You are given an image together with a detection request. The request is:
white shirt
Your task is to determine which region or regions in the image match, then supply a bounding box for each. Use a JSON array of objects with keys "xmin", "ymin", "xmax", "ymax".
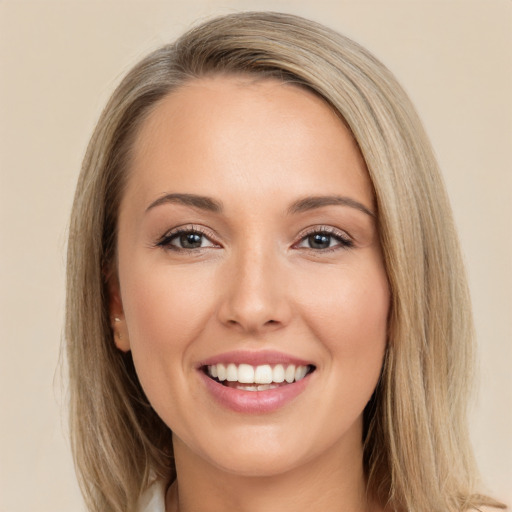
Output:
[{"xmin": 137, "ymin": 480, "xmax": 166, "ymax": 512}]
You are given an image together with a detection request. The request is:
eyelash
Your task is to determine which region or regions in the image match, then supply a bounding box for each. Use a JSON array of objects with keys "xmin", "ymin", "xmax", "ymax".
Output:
[
  {"xmin": 156, "ymin": 225, "xmax": 219, "ymax": 252},
  {"xmin": 294, "ymin": 226, "xmax": 354, "ymax": 252},
  {"xmin": 155, "ymin": 225, "xmax": 354, "ymax": 253}
]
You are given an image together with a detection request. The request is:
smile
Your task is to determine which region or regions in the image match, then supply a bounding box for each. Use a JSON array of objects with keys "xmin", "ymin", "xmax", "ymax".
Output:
[
  {"xmin": 198, "ymin": 350, "xmax": 316, "ymax": 413},
  {"xmin": 204, "ymin": 363, "xmax": 314, "ymax": 391}
]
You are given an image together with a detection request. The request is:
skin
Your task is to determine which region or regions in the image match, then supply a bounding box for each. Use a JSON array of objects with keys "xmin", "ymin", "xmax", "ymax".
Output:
[{"xmin": 110, "ymin": 75, "xmax": 390, "ymax": 512}]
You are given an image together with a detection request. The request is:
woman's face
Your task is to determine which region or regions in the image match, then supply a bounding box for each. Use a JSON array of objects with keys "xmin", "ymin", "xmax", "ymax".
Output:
[{"xmin": 112, "ymin": 76, "xmax": 389, "ymax": 477}]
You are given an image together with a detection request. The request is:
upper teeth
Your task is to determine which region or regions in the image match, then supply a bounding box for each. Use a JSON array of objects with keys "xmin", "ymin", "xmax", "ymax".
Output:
[{"xmin": 208, "ymin": 363, "xmax": 309, "ymax": 384}]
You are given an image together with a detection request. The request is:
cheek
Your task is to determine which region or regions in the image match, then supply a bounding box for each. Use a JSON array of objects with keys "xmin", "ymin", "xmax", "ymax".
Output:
[
  {"xmin": 118, "ymin": 259, "xmax": 217, "ymax": 401},
  {"xmin": 303, "ymin": 260, "xmax": 388, "ymax": 335},
  {"xmin": 121, "ymin": 261, "xmax": 213, "ymax": 347},
  {"xmin": 299, "ymin": 259, "xmax": 389, "ymax": 385}
]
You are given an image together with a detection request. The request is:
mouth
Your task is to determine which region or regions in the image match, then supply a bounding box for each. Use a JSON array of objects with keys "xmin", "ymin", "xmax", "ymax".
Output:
[{"xmin": 202, "ymin": 363, "xmax": 316, "ymax": 392}]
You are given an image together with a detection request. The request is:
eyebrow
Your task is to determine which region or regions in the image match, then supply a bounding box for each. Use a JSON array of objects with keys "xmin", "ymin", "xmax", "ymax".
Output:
[
  {"xmin": 287, "ymin": 195, "xmax": 375, "ymax": 217},
  {"xmin": 146, "ymin": 193, "xmax": 223, "ymax": 213},
  {"xmin": 145, "ymin": 192, "xmax": 374, "ymax": 218}
]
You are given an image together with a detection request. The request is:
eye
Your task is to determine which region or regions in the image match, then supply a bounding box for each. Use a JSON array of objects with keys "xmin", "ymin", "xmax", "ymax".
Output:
[
  {"xmin": 156, "ymin": 227, "xmax": 218, "ymax": 251},
  {"xmin": 295, "ymin": 228, "xmax": 353, "ymax": 251}
]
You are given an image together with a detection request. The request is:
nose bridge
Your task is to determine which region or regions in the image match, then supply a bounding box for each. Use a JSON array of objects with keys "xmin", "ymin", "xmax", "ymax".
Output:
[{"xmin": 219, "ymin": 239, "xmax": 290, "ymax": 333}]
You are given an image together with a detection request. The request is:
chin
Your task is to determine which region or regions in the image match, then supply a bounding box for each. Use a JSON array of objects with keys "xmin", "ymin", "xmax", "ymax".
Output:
[
  {"xmin": 209, "ymin": 448, "xmax": 307, "ymax": 478},
  {"xmin": 188, "ymin": 422, "xmax": 333, "ymax": 479}
]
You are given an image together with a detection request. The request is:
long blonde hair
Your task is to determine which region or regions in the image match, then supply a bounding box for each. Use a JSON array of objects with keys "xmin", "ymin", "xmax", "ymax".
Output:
[{"xmin": 66, "ymin": 11, "xmax": 502, "ymax": 512}]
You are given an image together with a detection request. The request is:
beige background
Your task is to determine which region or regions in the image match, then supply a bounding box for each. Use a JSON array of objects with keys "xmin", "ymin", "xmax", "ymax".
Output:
[{"xmin": 0, "ymin": 1, "xmax": 510, "ymax": 510}]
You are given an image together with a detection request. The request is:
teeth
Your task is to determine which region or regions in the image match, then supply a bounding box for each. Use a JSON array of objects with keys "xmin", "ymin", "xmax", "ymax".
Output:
[
  {"xmin": 233, "ymin": 384, "xmax": 280, "ymax": 391},
  {"xmin": 272, "ymin": 364, "xmax": 285, "ymax": 383},
  {"xmin": 226, "ymin": 363, "xmax": 237, "ymax": 382},
  {"xmin": 285, "ymin": 365, "xmax": 295, "ymax": 383},
  {"xmin": 295, "ymin": 366, "xmax": 307, "ymax": 381},
  {"xmin": 256, "ymin": 384, "xmax": 279, "ymax": 391},
  {"xmin": 206, "ymin": 363, "xmax": 311, "ymax": 385},
  {"xmin": 254, "ymin": 365, "xmax": 273, "ymax": 384},
  {"xmin": 217, "ymin": 363, "xmax": 227, "ymax": 381},
  {"xmin": 236, "ymin": 384, "xmax": 258, "ymax": 391},
  {"xmin": 238, "ymin": 364, "xmax": 254, "ymax": 383}
]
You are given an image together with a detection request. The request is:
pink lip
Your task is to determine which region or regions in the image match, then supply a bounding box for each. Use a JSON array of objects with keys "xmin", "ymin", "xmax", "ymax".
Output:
[
  {"xmin": 199, "ymin": 371, "xmax": 312, "ymax": 413},
  {"xmin": 197, "ymin": 350, "xmax": 315, "ymax": 414},
  {"xmin": 198, "ymin": 349, "xmax": 313, "ymax": 367}
]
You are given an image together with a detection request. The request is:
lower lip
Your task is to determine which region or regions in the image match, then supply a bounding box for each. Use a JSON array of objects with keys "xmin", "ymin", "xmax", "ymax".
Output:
[{"xmin": 199, "ymin": 370, "xmax": 312, "ymax": 413}]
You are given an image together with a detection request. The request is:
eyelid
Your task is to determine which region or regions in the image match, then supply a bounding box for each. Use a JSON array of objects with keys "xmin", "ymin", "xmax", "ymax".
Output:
[
  {"xmin": 154, "ymin": 224, "xmax": 353, "ymax": 252},
  {"xmin": 155, "ymin": 224, "xmax": 221, "ymax": 250}
]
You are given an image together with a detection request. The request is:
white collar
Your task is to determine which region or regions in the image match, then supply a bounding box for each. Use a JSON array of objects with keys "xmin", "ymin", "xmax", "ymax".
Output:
[{"xmin": 137, "ymin": 479, "xmax": 166, "ymax": 512}]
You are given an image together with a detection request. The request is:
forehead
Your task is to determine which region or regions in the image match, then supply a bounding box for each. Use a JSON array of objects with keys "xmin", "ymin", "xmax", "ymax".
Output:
[{"xmin": 125, "ymin": 75, "xmax": 373, "ymax": 210}]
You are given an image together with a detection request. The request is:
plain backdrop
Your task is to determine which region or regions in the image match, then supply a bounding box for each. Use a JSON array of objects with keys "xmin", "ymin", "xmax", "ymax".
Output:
[{"xmin": 0, "ymin": 1, "xmax": 510, "ymax": 511}]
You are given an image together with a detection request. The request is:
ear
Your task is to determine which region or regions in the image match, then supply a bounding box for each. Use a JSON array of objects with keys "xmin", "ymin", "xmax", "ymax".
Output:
[{"xmin": 107, "ymin": 273, "xmax": 131, "ymax": 352}]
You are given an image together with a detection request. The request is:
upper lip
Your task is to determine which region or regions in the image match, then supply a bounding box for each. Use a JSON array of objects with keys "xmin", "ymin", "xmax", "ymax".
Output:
[{"xmin": 198, "ymin": 350, "xmax": 315, "ymax": 368}]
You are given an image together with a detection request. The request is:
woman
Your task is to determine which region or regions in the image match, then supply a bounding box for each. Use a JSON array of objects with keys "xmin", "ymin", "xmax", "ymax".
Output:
[{"xmin": 66, "ymin": 11, "xmax": 505, "ymax": 512}]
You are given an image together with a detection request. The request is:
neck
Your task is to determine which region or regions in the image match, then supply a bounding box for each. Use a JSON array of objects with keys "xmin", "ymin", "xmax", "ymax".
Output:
[{"xmin": 167, "ymin": 426, "xmax": 376, "ymax": 512}]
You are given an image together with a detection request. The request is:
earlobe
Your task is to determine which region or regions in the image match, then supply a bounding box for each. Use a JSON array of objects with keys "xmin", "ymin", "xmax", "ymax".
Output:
[
  {"xmin": 107, "ymin": 274, "xmax": 131, "ymax": 352},
  {"xmin": 111, "ymin": 316, "xmax": 131, "ymax": 352}
]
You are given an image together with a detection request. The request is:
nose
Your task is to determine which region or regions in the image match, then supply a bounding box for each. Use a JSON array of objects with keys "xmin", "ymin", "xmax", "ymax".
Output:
[{"xmin": 217, "ymin": 244, "xmax": 292, "ymax": 335}]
